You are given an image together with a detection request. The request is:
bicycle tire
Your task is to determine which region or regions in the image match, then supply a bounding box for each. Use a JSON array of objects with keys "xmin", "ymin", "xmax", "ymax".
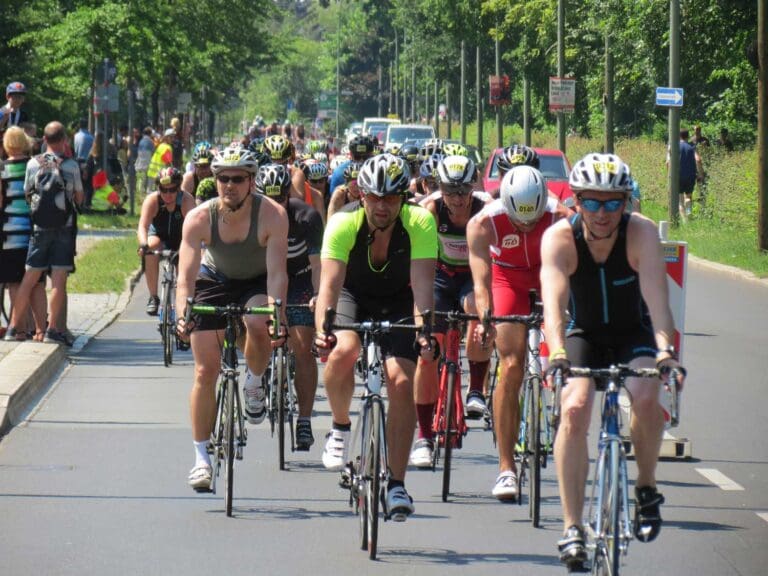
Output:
[
  {"xmin": 593, "ymin": 443, "xmax": 621, "ymax": 576},
  {"xmin": 441, "ymin": 364, "xmax": 458, "ymax": 502},
  {"xmin": 276, "ymin": 347, "xmax": 287, "ymax": 470},
  {"xmin": 367, "ymin": 399, "xmax": 383, "ymax": 559},
  {"xmin": 224, "ymin": 376, "xmax": 235, "ymax": 517},
  {"xmin": 529, "ymin": 375, "xmax": 542, "ymax": 527},
  {"xmin": 357, "ymin": 401, "xmax": 371, "ymax": 552}
]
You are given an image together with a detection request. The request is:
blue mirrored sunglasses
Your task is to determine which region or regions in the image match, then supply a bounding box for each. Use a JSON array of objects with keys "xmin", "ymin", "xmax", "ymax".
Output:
[{"xmin": 578, "ymin": 196, "xmax": 625, "ymax": 213}]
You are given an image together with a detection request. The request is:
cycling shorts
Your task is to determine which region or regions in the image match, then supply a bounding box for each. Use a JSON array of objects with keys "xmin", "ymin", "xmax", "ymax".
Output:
[
  {"xmin": 335, "ymin": 288, "xmax": 418, "ymax": 363},
  {"xmin": 287, "ymin": 273, "xmax": 314, "ymax": 328},
  {"xmin": 491, "ymin": 265, "xmax": 539, "ymax": 316},
  {"xmin": 192, "ymin": 265, "xmax": 267, "ymax": 331},
  {"xmin": 565, "ymin": 326, "xmax": 657, "ymax": 370},
  {"xmin": 434, "ymin": 268, "xmax": 474, "ymax": 332}
]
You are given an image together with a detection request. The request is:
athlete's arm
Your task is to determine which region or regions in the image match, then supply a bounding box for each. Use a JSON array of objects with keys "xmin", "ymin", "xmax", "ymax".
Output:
[
  {"xmin": 314, "ymin": 257, "xmax": 346, "ymax": 335},
  {"xmin": 327, "ymin": 186, "xmax": 348, "ymax": 220},
  {"xmin": 136, "ymin": 193, "xmax": 158, "ymax": 249},
  {"xmin": 261, "ymin": 199, "xmax": 289, "ymax": 311},
  {"xmin": 467, "ymin": 214, "xmax": 495, "ymax": 319},
  {"xmin": 540, "ymin": 221, "xmax": 575, "ymax": 355},
  {"xmin": 175, "ymin": 206, "xmax": 209, "ymax": 331},
  {"xmin": 180, "ymin": 171, "xmax": 195, "ymax": 195},
  {"xmin": 180, "ymin": 191, "xmax": 196, "ymax": 217}
]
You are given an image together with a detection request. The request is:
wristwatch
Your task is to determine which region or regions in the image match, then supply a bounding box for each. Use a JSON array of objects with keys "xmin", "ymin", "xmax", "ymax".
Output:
[{"xmin": 656, "ymin": 345, "xmax": 677, "ymax": 360}]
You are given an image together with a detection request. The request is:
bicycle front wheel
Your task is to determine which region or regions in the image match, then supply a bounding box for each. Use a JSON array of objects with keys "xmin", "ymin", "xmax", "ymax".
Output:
[
  {"xmin": 441, "ymin": 364, "xmax": 458, "ymax": 502},
  {"xmin": 529, "ymin": 376, "xmax": 542, "ymax": 527},
  {"xmin": 594, "ymin": 443, "xmax": 621, "ymax": 576},
  {"xmin": 223, "ymin": 376, "xmax": 236, "ymax": 517},
  {"xmin": 275, "ymin": 347, "xmax": 287, "ymax": 470},
  {"xmin": 366, "ymin": 400, "xmax": 383, "ymax": 559}
]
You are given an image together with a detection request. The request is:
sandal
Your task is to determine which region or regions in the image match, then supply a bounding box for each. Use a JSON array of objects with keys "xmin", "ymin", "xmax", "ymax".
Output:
[{"xmin": 635, "ymin": 485, "xmax": 665, "ymax": 542}]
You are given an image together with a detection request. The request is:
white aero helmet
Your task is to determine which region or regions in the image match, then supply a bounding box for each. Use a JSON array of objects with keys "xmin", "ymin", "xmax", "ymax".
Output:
[
  {"xmin": 211, "ymin": 144, "xmax": 259, "ymax": 175},
  {"xmin": 569, "ymin": 153, "xmax": 632, "ymax": 194},
  {"xmin": 357, "ymin": 153, "xmax": 410, "ymax": 196},
  {"xmin": 437, "ymin": 154, "xmax": 477, "ymax": 185},
  {"xmin": 500, "ymin": 165, "xmax": 548, "ymax": 225}
]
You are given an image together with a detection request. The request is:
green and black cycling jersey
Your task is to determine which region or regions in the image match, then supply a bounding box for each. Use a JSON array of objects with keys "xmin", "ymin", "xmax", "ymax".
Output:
[{"xmin": 321, "ymin": 203, "xmax": 438, "ymax": 301}]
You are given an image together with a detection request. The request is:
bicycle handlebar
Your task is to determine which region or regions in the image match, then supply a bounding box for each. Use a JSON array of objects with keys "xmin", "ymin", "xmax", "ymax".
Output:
[
  {"xmin": 568, "ymin": 365, "xmax": 659, "ymax": 380},
  {"xmin": 184, "ymin": 297, "xmax": 284, "ymax": 339},
  {"xmin": 322, "ymin": 307, "xmax": 429, "ymax": 335},
  {"xmin": 144, "ymin": 249, "xmax": 178, "ymax": 259}
]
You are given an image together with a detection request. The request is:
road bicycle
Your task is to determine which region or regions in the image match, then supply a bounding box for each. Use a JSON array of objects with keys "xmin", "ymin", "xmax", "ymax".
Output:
[
  {"xmin": 562, "ymin": 364, "xmax": 680, "ymax": 575},
  {"xmin": 147, "ymin": 249, "xmax": 178, "ymax": 366},
  {"xmin": 431, "ymin": 310, "xmax": 478, "ymax": 502},
  {"xmin": 185, "ymin": 298, "xmax": 281, "ymax": 517},
  {"xmin": 323, "ymin": 308, "xmax": 426, "ymax": 560}
]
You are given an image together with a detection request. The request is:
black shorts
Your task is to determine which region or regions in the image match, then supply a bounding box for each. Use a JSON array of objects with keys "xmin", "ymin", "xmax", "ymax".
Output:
[
  {"xmin": 680, "ymin": 178, "xmax": 696, "ymax": 195},
  {"xmin": 192, "ymin": 265, "xmax": 267, "ymax": 331},
  {"xmin": 286, "ymin": 273, "xmax": 314, "ymax": 327},
  {"xmin": 336, "ymin": 287, "xmax": 418, "ymax": 363},
  {"xmin": 565, "ymin": 325, "xmax": 657, "ymax": 370},
  {"xmin": 433, "ymin": 268, "xmax": 473, "ymax": 332}
]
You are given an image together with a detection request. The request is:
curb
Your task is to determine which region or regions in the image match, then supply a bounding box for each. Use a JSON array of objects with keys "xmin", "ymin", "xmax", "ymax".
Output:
[
  {"xmin": 688, "ymin": 255, "xmax": 768, "ymax": 289},
  {"xmin": 0, "ymin": 266, "xmax": 142, "ymax": 437}
]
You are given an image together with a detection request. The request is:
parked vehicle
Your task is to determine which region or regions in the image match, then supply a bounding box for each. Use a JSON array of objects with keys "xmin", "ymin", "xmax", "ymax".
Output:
[
  {"xmin": 384, "ymin": 124, "xmax": 435, "ymax": 150},
  {"xmin": 362, "ymin": 117, "xmax": 401, "ymax": 144},
  {"xmin": 482, "ymin": 147, "xmax": 573, "ymax": 205}
]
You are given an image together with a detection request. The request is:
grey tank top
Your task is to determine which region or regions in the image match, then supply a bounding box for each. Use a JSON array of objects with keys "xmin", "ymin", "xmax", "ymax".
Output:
[{"xmin": 201, "ymin": 196, "xmax": 268, "ymax": 280}]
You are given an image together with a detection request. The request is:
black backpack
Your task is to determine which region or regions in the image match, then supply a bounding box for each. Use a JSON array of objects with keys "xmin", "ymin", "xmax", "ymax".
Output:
[{"xmin": 27, "ymin": 153, "xmax": 73, "ymax": 228}]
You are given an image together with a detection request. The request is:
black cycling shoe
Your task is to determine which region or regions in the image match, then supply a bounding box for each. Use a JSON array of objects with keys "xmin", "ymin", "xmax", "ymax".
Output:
[
  {"xmin": 146, "ymin": 296, "xmax": 160, "ymax": 316},
  {"xmin": 295, "ymin": 419, "xmax": 315, "ymax": 451},
  {"xmin": 558, "ymin": 525, "xmax": 588, "ymax": 572},
  {"xmin": 634, "ymin": 485, "xmax": 665, "ymax": 542}
]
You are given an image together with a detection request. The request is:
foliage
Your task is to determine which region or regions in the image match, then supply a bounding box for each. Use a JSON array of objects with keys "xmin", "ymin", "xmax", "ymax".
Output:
[{"xmin": 69, "ymin": 235, "xmax": 138, "ymax": 293}]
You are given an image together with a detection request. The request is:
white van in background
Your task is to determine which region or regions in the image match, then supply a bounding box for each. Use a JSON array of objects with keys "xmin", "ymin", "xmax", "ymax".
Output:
[{"xmin": 362, "ymin": 117, "xmax": 400, "ymax": 144}]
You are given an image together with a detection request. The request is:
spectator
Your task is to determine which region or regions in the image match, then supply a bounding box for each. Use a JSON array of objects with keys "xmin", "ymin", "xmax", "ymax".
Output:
[
  {"xmin": 146, "ymin": 128, "xmax": 174, "ymax": 184},
  {"xmin": 135, "ymin": 126, "xmax": 155, "ymax": 196},
  {"xmin": 691, "ymin": 125, "xmax": 710, "ymax": 147},
  {"xmin": 717, "ymin": 127, "xmax": 734, "ymax": 152},
  {"xmin": 170, "ymin": 117, "xmax": 184, "ymax": 169},
  {"xmin": 0, "ymin": 82, "xmax": 30, "ymax": 135},
  {"xmin": 5, "ymin": 121, "xmax": 84, "ymax": 345},
  {"xmin": 73, "ymin": 119, "xmax": 94, "ymax": 165},
  {"xmin": 667, "ymin": 128, "xmax": 703, "ymax": 218},
  {"xmin": 0, "ymin": 127, "xmax": 46, "ymax": 341}
]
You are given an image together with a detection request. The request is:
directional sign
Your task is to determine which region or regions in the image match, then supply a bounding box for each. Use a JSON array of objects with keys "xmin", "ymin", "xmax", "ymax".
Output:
[{"xmin": 656, "ymin": 87, "xmax": 684, "ymax": 107}]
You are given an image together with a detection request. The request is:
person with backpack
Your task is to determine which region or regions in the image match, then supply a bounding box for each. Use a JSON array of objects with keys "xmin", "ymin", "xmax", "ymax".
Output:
[{"xmin": 4, "ymin": 121, "xmax": 83, "ymax": 345}]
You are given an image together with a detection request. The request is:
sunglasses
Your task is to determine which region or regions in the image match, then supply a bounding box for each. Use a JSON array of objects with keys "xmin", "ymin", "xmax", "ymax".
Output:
[
  {"xmin": 159, "ymin": 186, "xmax": 178, "ymax": 194},
  {"xmin": 442, "ymin": 185, "xmax": 472, "ymax": 197},
  {"xmin": 364, "ymin": 193, "xmax": 401, "ymax": 204},
  {"xmin": 216, "ymin": 174, "xmax": 248, "ymax": 185},
  {"xmin": 578, "ymin": 196, "xmax": 625, "ymax": 213}
]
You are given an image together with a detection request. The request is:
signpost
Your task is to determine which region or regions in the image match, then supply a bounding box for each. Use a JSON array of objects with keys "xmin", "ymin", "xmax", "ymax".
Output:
[
  {"xmin": 656, "ymin": 86, "xmax": 684, "ymax": 107},
  {"xmin": 549, "ymin": 77, "xmax": 576, "ymax": 113},
  {"xmin": 488, "ymin": 75, "xmax": 510, "ymax": 106}
]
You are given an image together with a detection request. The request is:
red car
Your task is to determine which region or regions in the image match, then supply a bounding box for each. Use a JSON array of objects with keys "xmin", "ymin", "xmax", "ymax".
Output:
[{"xmin": 481, "ymin": 147, "xmax": 574, "ymax": 206}]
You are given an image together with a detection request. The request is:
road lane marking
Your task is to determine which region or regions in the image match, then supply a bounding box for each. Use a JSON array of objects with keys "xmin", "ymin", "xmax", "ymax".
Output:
[{"xmin": 696, "ymin": 468, "xmax": 744, "ymax": 491}]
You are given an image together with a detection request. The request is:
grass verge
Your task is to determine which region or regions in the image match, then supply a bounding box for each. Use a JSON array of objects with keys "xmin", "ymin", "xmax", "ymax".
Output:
[{"xmin": 69, "ymin": 236, "xmax": 140, "ymax": 294}]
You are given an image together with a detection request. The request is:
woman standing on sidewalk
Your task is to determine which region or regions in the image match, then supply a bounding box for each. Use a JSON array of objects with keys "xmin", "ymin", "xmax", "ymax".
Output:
[{"xmin": 0, "ymin": 127, "xmax": 46, "ymax": 340}]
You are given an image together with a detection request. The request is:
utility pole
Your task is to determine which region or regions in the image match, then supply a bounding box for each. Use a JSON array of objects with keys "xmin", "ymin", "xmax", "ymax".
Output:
[
  {"xmin": 388, "ymin": 63, "xmax": 393, "ymax": 114},
  {"xmin": 557, "ymin": 0, "xmax": 566, "ymax": 153},
  {"xmin": 395, "ymin": 30, "xmax": 399, "ymax": 118},
  {"xmin": 668, "ymin": 0, "xmax": 681, "ymax": 225},
  {"xmin": 378, "ymin": 62, "xmax": 383, "ymax": 117},
  {"xmin": 523, "ymin": 78, "xmax": 531, "ymax": 145},
  {"xmin": 425, "ymin": 79, "xmax": 429, "ymax": 125},
  {"xmin": 446, "ymin": 80, "xmax": 452, "ymax": 139},
  {"xmin": 759, "ymin": 0, "xmax": 767, "ymax": 250},
  {"xmin": 460, "ymin": 40, "xmax": 466, "ymax": 144},
  {"xmin": 412, "ymin": 61, "xmax": 416, "ymax": 121},
  {"xmin": 402, "ymin": 30, "xmax": 407, "ymax": 120},
  {"xmin": 434, "ymin": 79, "xmax": 440, "ymax": 137},
  {"xmin": 477, "ymin": 45, "xmax": 483, "ymax": 154},
  {"xmin": 495, "ymin": 24, "xmax": 502, "ymax": 148},
  {"xmin": 604, "ymin": 26, "xmax": 614, "ymax": 153}
]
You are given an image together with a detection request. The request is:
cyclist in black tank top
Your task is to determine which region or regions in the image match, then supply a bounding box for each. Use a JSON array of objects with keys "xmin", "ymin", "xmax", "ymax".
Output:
[{"xmin": 540, "ymin": 154, "xmax": 686, "ymax": 569}]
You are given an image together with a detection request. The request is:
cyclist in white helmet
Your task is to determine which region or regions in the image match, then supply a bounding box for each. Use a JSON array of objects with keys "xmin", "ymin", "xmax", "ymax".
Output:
[
  {"xmin": 175, "ymin": 144, "xmax": 289, "ymax": 493},
  {"xmin": 540, "ymin": 153, "xmax": 686, "ymax": 570},
  {"xmin": 467, "ymin": 165, "xmax": 570, "ymax": 502}
]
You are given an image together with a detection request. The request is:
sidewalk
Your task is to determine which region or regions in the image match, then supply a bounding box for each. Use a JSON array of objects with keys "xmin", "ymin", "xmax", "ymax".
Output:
[{"xmin": 0, "ymin": 271, "xmax": 140, "ymax": 436}]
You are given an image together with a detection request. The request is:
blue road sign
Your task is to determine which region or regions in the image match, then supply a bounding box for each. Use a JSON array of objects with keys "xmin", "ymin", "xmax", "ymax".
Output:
[{"xmin": 656, "ymin": 87, "xmax": 684, "ymax": 107}]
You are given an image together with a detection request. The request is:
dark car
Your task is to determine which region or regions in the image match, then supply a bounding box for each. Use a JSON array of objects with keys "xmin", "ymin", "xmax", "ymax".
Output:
[{"xmin": 482, "ymin": 147, "xmax": 574, "ymax": 206}]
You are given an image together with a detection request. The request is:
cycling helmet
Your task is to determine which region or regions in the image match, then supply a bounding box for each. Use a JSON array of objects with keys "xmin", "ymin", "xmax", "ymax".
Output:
[
  {"xmin": 500, "ymin": 166, "xmax": 548, "ymax": 225},
  {"xmin": 348, "ymin": 135, "xmax": 376, "ymax": 160},
  {"xmin": 443, "ymin": 143, "xmax": 468, "ymax": 157},
  {"xmin": 384, "ymin": 143, "xmax": 401, "ymax": 155},
  {"xmin": 569, "ymin": 153, "xmax": 632, "ymax": 193},
  {"xmin": 497, "ymin": 145, "xmax": 540, "ymax": 173},
  {"xmin": 307, "ymin": 139, "xmax": 328, "ymax": 154},
  {"xmin": 192, "ymin": 141, "xmax": 213, "ymax": 165},
  {"xmin": 419, "ymin": 153, "xmax": 445, "ymax": 179},
  {"xmin": 420, "ymin": 138, "xmax": 444, "ymax": 158},
  {"xmin": 357, "ymin": 154, "xmax": 410, "ymax": 197},
  {"xmin": 437, "ymin": 155, "xmax": 477, "ymax": 185},
  {"xmin": 211, "ymin": 144, "xmax": 259, "ymax": 175},
  {"xmin": 304, "ymin": 161, "xmax": 329, "ymax": 182},
  {"xmin": 256, "ymin": 163, "xmax": 291, "ymax": 202},
  {"xmin": 263, "ymin": 134, "xmax": 292, "ymax": 161},
  {"xmin": 339, "ymin": 144, "xmax": 350, "ymax": 157},
  {"xmin": 398, "ymin": 144, "xmax": 420, "ymax": 164},
  {"xmin": 312, "ymin": 152, "xmax": 329, "ymax": 164},
  {"xmin": 247, "ymin": 137, "xmax": 265, "ymax": 154},
  {"xmin": 156, "ymin": 166, "xmax": 183, "ymax": 188},
  {"xmin": 330, "ymin": 156, "xmax": 345, "ymax": 171},
  {"xmin": 343, "ymin": 161, "xmax": 362, "ymax": 182}
]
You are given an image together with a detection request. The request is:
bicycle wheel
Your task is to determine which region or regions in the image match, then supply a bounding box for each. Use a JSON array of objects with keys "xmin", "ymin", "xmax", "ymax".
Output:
[
  {"xmin": 357, "ymin": 402, "xmax": 371, "ymax": 551},
  {"xmin": 529, "ymin": 375, "xmax": 542, "ymax": 527},
  {"xmin": 441, "ymin": 364, "xmax": 458, "ymax": 502},
  {"xmin": 593, "ymin": 443, "xmax": 621, "ymax": 576},
  {"xmin": 223, "ymin": 375, "xmax": 236, "ymax": 517},
  {"xmin": 275, "ymin": 347, "xmax": 287, "ymax": 470},
  {"xmin": 366, "ymin": 400, "xmax": 383, "ymax": 559}
]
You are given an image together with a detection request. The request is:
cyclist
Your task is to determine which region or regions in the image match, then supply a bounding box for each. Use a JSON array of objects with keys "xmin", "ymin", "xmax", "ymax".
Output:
[
  {"xmin": 255, "ymin": 163, "xmax": 323, "ymax": 450},
  {"xmin": 397, "ymin": 144, "xmax": 421, "ymax": 197},
  {"xmin": 137, "ymin": 167, "xmax": 195, "ymax": 315},
  {"xmin": 416, "ymin": 153, "xmax": 444, "ymax": 200},
  {"xmin": 467, "ymin": 165, "xmax": 570, "ymax": 501},
  {"xmin": 540, "ymin": 153, "xmax": 686, "ymax": 569},
  {"xmin": 327, "ymin": 134, "xmax": 376, "ymax": 196},
  {"xmin": 314, "ymin": 153, "xmax": 437, "ymax": 521},
  {"xmin": 181, "ymin": 142, "xmax": 213, "ymax": 196},
  {"xmin": 326, "ymin": 161, "xmax": 362, "ymax": 219},
  {"xmin": 299, "ymin": 159, "xmax": 328, "ymax": 224},
  {"xmin": 409, "ymin": 155, "xmax": 491, "ymax": 468},
  {"xmin": 175, "ymin": 144, "xmax": 289, "ymax": 491},
  {"xmin": 194, "ymin": 176, "xmax": 217, "ymax": 206}
]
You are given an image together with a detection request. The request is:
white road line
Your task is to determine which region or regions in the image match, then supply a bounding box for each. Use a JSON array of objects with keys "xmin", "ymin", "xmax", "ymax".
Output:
[
  {"xmin": 757, "ymin": 512, "xmax": 768, "ymax": 525},
  {"xmin": 696, "ymin": 468, "xmax": 745, "ymax": 491}
]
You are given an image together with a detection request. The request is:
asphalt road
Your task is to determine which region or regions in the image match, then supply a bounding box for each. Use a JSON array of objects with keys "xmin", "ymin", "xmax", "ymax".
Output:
[{"xmin": 0, "ymin": 262, "xmax": 766, "ymax": 575}]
